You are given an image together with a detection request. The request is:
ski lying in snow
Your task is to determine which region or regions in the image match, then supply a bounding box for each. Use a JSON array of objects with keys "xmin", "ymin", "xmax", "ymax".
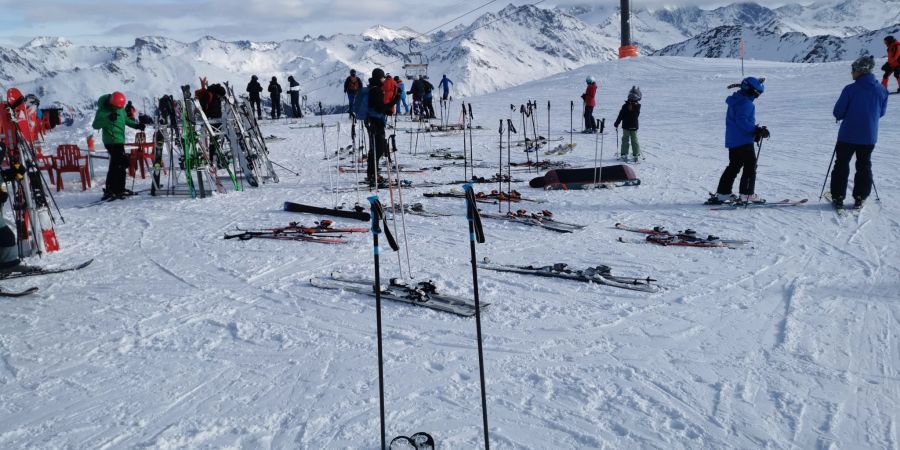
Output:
[
  {"xmin": 478, "ymin": 260, "xmax": 660, "ymax": 293},
  {"xmin": 390, "ymin": 432, "xmax": 435, "ymax": 450},
  {"xmin": 479, "ymin": 209, "xmax": 584, "ymax": 233},
  {"xmin": 329, "ymin": 181, "xmax": 445, "ymax": 193},
  {"xmin": 617, "ymin": 235, "xmax": 745, "ymax": 248},
  {"xmin": 425, "ymin": 190, "xmax": 545, "ymax": 203},
  {"xmin": 283, "ymin": 201, "xmax": 370, "ymax": 221},
  {"xmin": 615, "ymin": 223, "xmax": 749, "ymax": 245},
  {"xmin": 446, "ymin": 174, "xmax": 523, "ymax": 184},
  {"xmin": 545, "ymin": 143, "xmax": 576, "ymax": 155},
  {"xmin": 0, "ymin": 259, "xmax": 94, "ymax": 280},
  {"xmin": 310, "ymin": 275, "xmax": 486, "ymax": 317},
  {"xmin": 238, "ymin": 221, "xmax": 368, "ymax": 234},
  {"xmin": 543, "ymin": 179, "xmax": 640, "ymax": 190},
  {"xmin": 396, "ymin": 203, "xmax": 453, "ymax": 218},
  {"xmin": 0, "ymin": 286, "xmax": 39, "ymax": 297},
  {"xmin": 225, "ymin": 231, "xmax": 348, "ymax": 244},
  {"xmin": 706, "ymin": 193, "xmax": 808, "ymax": 210}
]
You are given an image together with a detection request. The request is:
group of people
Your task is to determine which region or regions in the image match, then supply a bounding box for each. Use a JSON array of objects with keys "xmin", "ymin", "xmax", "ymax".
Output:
[
  {"xmin": 579, "ymin": 77, "xmax": 644, "ymax": 162},
  {"xmin": 245, "ymin": 75, "xmax": 303, "ymax": 120},
  {"xmin": 344, "ymin": 69, "xmax": 454, "ymax": 120}
]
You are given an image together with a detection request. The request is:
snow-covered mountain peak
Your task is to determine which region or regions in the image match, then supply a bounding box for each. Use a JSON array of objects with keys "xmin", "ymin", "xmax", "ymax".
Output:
[
  {"xmin": 22, "ymin": 36, "xmax": 73, "ymax": 49},
  {"xmin": 362, "ymin": 25, "xmax": 423, "ymax": 42}
]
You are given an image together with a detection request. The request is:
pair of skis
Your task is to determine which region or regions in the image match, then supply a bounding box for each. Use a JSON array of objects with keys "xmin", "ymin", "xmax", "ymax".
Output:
[
  {"xmin": 225, "ymin": 221, "xmax": 366, "ymax": 244},
  {"xmin": 615, "ymin": 223, "xmax": 749, "ymax": 248},
  {"xmin": 478, "ymin": 259, "xmax": 659, "ymax": 293},
  {"xmin": 0, "ymin": 259, "xmax": 94, "ymax": 297},
  {"xmin": 480, "ymin": 209, "xmax": 585, "ymax": 233},
  {"xmin": 311, "ymin": 275, "xmax": 487, "ymax": 316},
  {"xmin": 705, "ymin": 193, "xmax": 808, "ymax": 210}
]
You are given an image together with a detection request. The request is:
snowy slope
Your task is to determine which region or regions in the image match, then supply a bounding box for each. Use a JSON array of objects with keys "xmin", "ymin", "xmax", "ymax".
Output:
[{"xmin": 0, "ymin": 56, "xmax": 898, "ymax": 449}]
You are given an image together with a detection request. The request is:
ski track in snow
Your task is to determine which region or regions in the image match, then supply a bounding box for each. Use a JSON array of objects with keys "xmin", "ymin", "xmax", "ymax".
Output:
[{"xmin": 1, "ymin": 57, "xmax": 899, "ymax": 449}]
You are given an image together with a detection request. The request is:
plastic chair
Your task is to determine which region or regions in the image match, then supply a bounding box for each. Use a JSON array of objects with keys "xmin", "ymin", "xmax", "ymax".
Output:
[
  {"xmin": 35, "ymin": 148, "xmax": 54, "ymax": 184},
  {"xmin": 128, "ymin": 132, "xmax": 151, "ymax": 179},
  {"xmin": 52, "ymin": 144, "xmax": 91, "ymax": 191}
]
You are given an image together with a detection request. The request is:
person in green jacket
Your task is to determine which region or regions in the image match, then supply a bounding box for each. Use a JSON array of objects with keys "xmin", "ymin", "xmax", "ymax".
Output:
[{"xmin": 92, "ymin": 91, "xmax": 143, "ymax": 200}]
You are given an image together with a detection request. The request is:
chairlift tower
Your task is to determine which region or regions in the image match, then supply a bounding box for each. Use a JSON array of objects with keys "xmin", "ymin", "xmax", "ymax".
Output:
[
  {"xmin": 619, "ymin": 0, "xmax": 639, "ymax": 58},
  {"xmin": 402, "ymin": 38, "xmax": 429, "ymax": 80}
]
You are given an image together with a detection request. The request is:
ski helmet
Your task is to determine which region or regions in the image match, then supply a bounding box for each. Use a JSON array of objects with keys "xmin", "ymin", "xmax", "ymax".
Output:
[
  {"xmin": 851, "ymin": 55, "xmax": 875, "ymax": 74},
  {"xmin": 586, "ymin": 76, "xmax": 595, "ymax": 84},
  {"xmin": 627, "ymin": 85, "xmax": 642, "ymax": 101},
  {"xmin": 350, "ymin": 69, "xmax": 356, "ymax": 75},
  {"xmin": 251, "ymin": 75, "xmax": 258, "ymax": 81},
  {"xmin": 740, "ymin": 77, "xmax": 764, "ymax": 97},
  {"xmin": 885, "ymin": 36, "xmax": 896, "ymax": 45},
  {"xmin": 110, "ymin": 91, "xmax": 126, "ymax": 109},
  {"xmin": 372, "ymin": 68, "xmax": 385, "ymax": 80}
]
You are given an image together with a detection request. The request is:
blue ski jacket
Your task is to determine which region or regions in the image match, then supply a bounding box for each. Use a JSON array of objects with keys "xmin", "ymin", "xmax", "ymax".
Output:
[
  {"xmin": 833, "ymin": 73, "xmax": 888, "ymax": 145},
  {"xmin": 439, "ymin": 76, "xmax": 453, "ymax": 93},
  {"xmin": 725, "ymin": 91, "xmax": 757, "ymax": 149}
]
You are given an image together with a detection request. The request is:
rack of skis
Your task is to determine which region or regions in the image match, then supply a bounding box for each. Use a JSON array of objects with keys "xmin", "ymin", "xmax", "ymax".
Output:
[{"xmin": 151, "ymin": 82, "xmax": 279, "ymax": 198}]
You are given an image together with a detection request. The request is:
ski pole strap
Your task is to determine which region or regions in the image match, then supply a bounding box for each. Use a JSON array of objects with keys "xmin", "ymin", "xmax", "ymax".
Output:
[
  {"xmin": 507, "ymin": 119, "xmax": 517, "ymax": 134},
  {"xmin": 368, "ymin": 195, "xmax": 399, "ymax": 251},
  {"xmin": 498, "ymin": 120, "xmax": 503, "ymax": 135},
  {"xmin": 463, "ymin": 184, "xmax": 486, "ymax": 244}
]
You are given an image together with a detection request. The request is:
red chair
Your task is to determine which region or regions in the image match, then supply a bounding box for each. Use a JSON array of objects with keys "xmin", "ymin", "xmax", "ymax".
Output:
[
  {"xmin": 52, "ymin": 144, "xmax": 91, "ymax": 191},
  {"xmin": 35, "ymin": 148, "xmax": 55, "ymax": 184},
  {"xmin": 127, "ymin": 132, "xmax": 152, "ymax": 179}
]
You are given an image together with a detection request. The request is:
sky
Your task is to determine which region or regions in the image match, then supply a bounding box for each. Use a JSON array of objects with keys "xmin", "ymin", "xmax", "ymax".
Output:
[{"xmin": 0, "ymin": 0, "xmax": 805, "ymax": 47}]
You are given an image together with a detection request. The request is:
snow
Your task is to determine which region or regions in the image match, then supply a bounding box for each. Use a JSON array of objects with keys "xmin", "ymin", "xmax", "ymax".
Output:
[{"xmin": 1, "ymin": 56, "xmax": 899, "ymax": 448}]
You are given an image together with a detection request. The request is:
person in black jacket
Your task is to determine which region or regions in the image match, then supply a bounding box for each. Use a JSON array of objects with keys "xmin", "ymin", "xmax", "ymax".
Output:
[
  {"xmin": 344, "ymin": 69, "xmax": 361, "ymax": 118},
  {"xmin": 365, "ymin": 68, "xmax": 390, "ymax": 186},
  {"xmin": 287, "ymin": 75, "xmax": 302, "ymax": 118},
  {"xmin": 268, "ymin": 76, "xmax": 282, "ymax": 119},
  {"xmin": 422, "ymin": 76, "xmax": 435, "ymax": 119},
  {"xmin": 246, "ymin": 75, "xmax": 263, "ymax": 119},
  {"xmin": 410, "ymin": 75, "xmax": 425, "ymax": 118},
  {"xmin": 614, "ymin": 86, "xmax": 642, "ymax": 162}
]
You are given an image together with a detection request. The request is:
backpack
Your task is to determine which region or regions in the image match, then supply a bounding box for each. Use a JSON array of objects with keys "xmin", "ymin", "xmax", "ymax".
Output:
[
  {"xmin": 351, "ymin": 86, "xmax": 385, "ymax": 122},
  {"xmin": 347, "ymin": 76, "xmax": 360, "ymax": 91}
]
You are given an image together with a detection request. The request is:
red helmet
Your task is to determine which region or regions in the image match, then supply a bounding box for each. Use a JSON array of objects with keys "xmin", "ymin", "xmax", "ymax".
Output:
[{"xmin": 110, "ymin": 91, "xmax": 127, "ymax": 109}]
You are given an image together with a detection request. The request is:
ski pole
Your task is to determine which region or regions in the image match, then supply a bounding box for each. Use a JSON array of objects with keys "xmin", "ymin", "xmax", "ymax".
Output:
[
  {"xmin": 530, "ymin": 102, "xmax": 540, "ymax": 170},
  {"xmin": 462, "ymin": 184, "xmax": 491, "ymax": 450},
  {"xmin": 569, "ymin": 100, "xmax": 574, "ymax": 146},
  {"xmin": 594, "ymin": 119, "xmax": 605, "ymax": 185},
  {"xmin": 468, "ymin": 103, "xmax": 475, "ymax": 179},
  {"xmin": 498, "ymin": 119, "xmax": 503, "ymax": 213},
  {"xmin": 872, "ymin": 179, "xmax": 880, "ymax": 201},
  {"xmin": 462, "ymin": 102, "xmax": 468, "ymax": 181},
  {"xmin": 615, "ymin": 127, "xmax": 619, "ymax": 158},
  {"xmin": 319, "ymin": 102, "xmax": 327, "ymax": 159},
  {"xmin": 389, "ymin": 134, "xmax": 413, "ymax": 277},
  {"xmin": 368, "ymin": 195, "xmax": 399, "ymax": 450},
  {"xmin": 520, "ymin": 105, "xmax": 530, "ymax": 166},
  {"xmin": 506, "ymin": 118, "xmax": 516, "ymax": 214}
]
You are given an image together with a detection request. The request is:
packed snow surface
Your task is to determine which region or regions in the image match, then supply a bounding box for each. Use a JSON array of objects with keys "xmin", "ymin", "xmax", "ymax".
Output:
[{"xmin": 1, "ymin": 56, "xmax": 898, "ymax": 449}]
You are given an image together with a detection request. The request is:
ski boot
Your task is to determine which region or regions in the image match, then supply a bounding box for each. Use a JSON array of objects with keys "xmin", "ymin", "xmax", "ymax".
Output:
[
  {"xmin": 705, "ymin": 192, "xmax": 736, "ymax": 205},
  {"xmin": 852, "ymin": 196, "xmax": 865, "ymax": 210}
]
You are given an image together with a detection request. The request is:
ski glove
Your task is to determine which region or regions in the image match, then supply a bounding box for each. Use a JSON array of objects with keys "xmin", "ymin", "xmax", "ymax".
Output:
[
  {"xmin": 137, "ymin": 123, "xmax": 146, "ymax": 131},
  {"xmin": 753, "ymin": 125, "xmax": 770, "ymax": 143},
  {"xmin": 108, "ymin": 111, "xmax": 119, "ymax": 122}
]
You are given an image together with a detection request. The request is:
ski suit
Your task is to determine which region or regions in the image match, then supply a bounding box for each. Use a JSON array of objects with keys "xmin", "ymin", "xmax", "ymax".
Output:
[
  {"xmin": 246, "ymin": 77, "xmax": 263, "ymax": 119},
  {"xmin": 439, "ymin": 75, "xmax": 453, "ymax": 101},
  {"xmin": 344, "ymin": 73, "xmax": 361, "ymax": 116},
  {"xmin": 398, "ymin": 80, "xmax": 409, "ymax": 114},
  {"xmin": 614, "ymin": 100, "xmax": 641, "ymax": 159},
  {"xmin": 716, "ymin": 90, "xmax": 758, "ymax": 196},
  {"xmin": 288, "ymin": 76, "xmax": 302, "ymax": 118},
  {"xmin": 410, "ymin": 78, "xmax": 425, "ymax": 116},
  {"xmin": 581, "ymin": 82, "xmax": 597, "ymax": 132},
  {"xmin": 423, "ymin": 79, "xmax": 435, "ymax": 119},
  {"xmin": 92, "ymin": 93, "xmax": 142, "ymax": 198},
  {"xmin": 365, "ymin": 78, "xmax": 390, "ymax": 184},
  {"xmin": 268, "ymin": 77, "xmax": 282, "ymax": 119},
  {"xmin": 882, "ymin": 40, "xmax": 900, "ymax": 89},
  {"xmin": 830, "ymin": 73, "xmax": 888, "ymax": 202}
]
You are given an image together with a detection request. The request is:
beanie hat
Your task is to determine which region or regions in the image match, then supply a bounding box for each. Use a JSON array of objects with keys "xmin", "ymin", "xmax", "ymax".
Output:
[
  {"xmin": 627, "ymin": 86, "xmax": 642, "ymax": 101},
  {"xmin": 851, "ymin": 55, "xmax": 875, "ymax": 74},
  {"xmin": 372, "ymin": 68, "xmax": 385, "ymax": 80},
  {"xmin": 885, "ymin": 36, "xmax": 896, "ymax": 45}
]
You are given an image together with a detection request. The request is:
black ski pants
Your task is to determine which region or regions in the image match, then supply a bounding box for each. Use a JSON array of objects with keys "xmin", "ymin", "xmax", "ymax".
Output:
[
  {"xmin": 366, "ymin": 118, "xmax": 388, "ymax": 183},
  {"xmin": 249, "ymin": 98, "xmax": 262, "ymax": 119},
  {"xmin": 830, "ymin": 141, "xmax": 874, "ymax": 201},
  {"xmin": 716, "ymin": 143, "xmax": 757, "ymax": 196},
  {"xmin": 583, "ymin": 105, "xmax": 596, "ymax": 131},
  {"xmin": 270, "ymin": 96, "xmax": 281, "ymax": 119},
  {"xmin": 105, "ymin": 143, "xmax": 128, "ymax": 196},
  {"xmin": 290, "ymin": 93, "xmax": 302, "ymax": 118}
]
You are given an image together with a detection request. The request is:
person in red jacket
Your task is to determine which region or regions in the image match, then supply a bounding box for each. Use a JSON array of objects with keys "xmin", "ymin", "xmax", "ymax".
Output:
[
  {"xmin": 580, "ymin": 76, "xmax": 598, "ymax": 133},
  {"xmin": 382, "ymin": 72, "xmax": 398, "ymax": 115},
  {"xmin": 882, "ymin": 35, "xmax": 900, "ymax": 92}
]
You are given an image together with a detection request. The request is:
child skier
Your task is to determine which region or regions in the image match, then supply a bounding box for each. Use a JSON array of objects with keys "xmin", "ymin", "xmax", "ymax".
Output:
[
  {"xmin": 580, "ymin": 76, "xmax": 598, "ymax": 133},
  {"xmin": 711, "ymin": 77, "xmax": 768, "ymax": 204},
  {"xmin": 92, "ymin": 91, "xmax": 144, "ymax": 201},
  {"xmin": 614, "ymin": 86, "xmax": 642, "ymax": 162}
]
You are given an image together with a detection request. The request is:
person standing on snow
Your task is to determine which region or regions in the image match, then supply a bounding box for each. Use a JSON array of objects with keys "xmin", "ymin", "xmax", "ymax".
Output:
[
  {"xmin": 365, "ymin": 68, "xmax": 390, "ymax": 186},
  {"xmin": 344, "ymin": 69, "xmax": 362, "ymax": 117},
  {"xmin": 830, "ymin": 55, "xmax": 888, "ymax": 209},
  {"xmin": 410, "ymin": 75, "xmax": 425, "ymax": 117},
  {"xmin": 268, "ymin": 76, "xmax": 282, "ymax": 119},
  {"xmin": 396, "ymin": 76, "xmax": 409, "ymax": 115},
  {"xmin": 881, "ymin": 36, "xmax": 900, "ymax": 92},
  {"xmin": 422, "ymin": 76, "xmax": 436, "ymax": 119},
  {"xmin": 580, "ymin": 76, "xmax": 598, "ymax": 133},
  {"xmin": 712, "ymin": 77, "xmax": 768, "ymax": 204},
  {"xmin": 614, "ymin": 86, "xmax": 642, "ymax": 162},
  {"xmin": 288, "ymin": 75, "xmax": 302, "ymax": 118},
  {"xmin": 382, "ymin": 73, "xmax": 398, "ymax": 116},
  {"xmin": 92, "ymin": 91, "xmax": 144, "ymax": 201},
  {"xmin": 246, "ymin": 75, "xmax": 263, "ymax": 119},
  {"xmin": 439, "ymin": 74, "xmax": 454, "ymax": 101}
]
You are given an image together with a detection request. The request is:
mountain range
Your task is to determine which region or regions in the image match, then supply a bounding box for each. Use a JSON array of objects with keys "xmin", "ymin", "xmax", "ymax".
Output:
[{"xmin": 3, "ymin": 1, "xmax": 899, "ymax": 113}]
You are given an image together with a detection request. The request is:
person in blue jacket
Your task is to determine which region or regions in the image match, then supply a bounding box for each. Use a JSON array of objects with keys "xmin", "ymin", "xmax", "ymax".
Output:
[
  {"xmin": 714, "ymin": 76, "xmax": 768, "ymax": 204},
  {"xmin": 830, "ymin": 55, "xmax": 889, "ymax": 209},
  {"xmin": 439, "ymin": 74, "xmax": 453, "ymax": 101}
]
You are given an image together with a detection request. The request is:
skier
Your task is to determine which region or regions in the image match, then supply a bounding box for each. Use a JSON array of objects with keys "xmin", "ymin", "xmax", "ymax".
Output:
[
  {"xmin": 246, "ymin": 75, "xmax": 263, "ymax": 119},
  {"xmin": 422, "ymin": 76, "xmax": 436, "ymax": 119},
  {"xmin": 395, "ymin": 76, "xmax": 409, "ymax": 115},
  {"xmin": 365, "ymin": 68, "xmax": 390, "ymax": 186},
  {"xmin": 410, "ymin": 75, "xmax": 425, "ymax": 118},
  {"xmin": 0, "ymin": 157, "xmax": 26, "ymax": 271},
  {"xmin": 268, "ymin": 76, "xmax": 282, "ymax": 119},
  {"xmin": 382, "ymin": 73, "xmax": 398, "ymax": 115},
  {"xmin": 881, "ymin": 36, "xmax": 900, "ymax": 92},
  {"xmin": 288, "ymin": 75, "xmax": 302, "ymax": 118},
  {"xmin": 91, "ymin": 91, "xmax": 144, "ymax": 201},
  {"xmin": 830, "ymin": 55, "xmax": 888, "ymax": 209},
  {"xmin": 344, "ymin": 69, "xmax": 361, "ymax": 117},
  {"xmin": 439, "ymin": 74, "xmax": 454, "ymax": 101},
  {"xmin": 713, "ymin": 76, "xmax": 768, "ymax": 204},
  {"xmin": 614, "ymin": 86, "xmax": 642, "ymax": 162},
  {"xmin": 580, "ymin": 76, "xmax": 598, "ymax": 133}
]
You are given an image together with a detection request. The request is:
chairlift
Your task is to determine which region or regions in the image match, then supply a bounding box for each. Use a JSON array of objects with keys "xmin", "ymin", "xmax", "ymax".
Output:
[{"xmin": 402, "ymin": 38, "xmax": 429, "ymax": 80}]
